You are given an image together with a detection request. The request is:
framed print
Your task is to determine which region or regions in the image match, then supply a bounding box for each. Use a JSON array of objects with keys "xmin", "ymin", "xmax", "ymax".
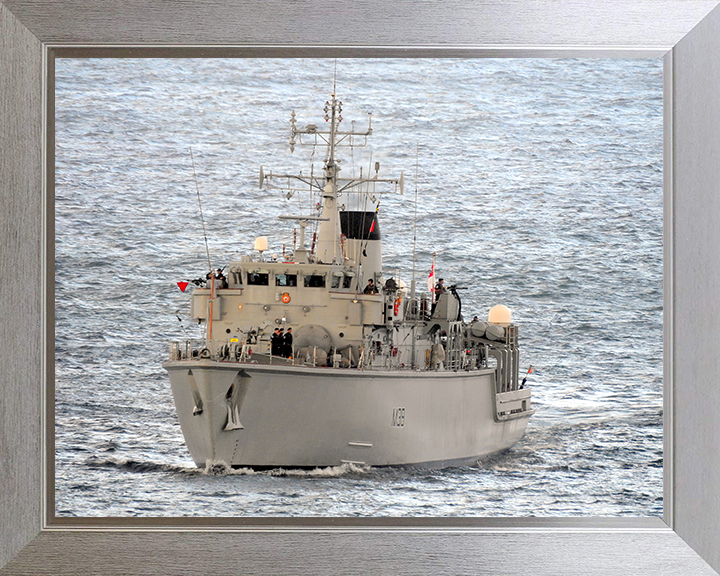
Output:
[{"xmin": 2, "ymin": 1, "xmax": 720, "ymax": 574}]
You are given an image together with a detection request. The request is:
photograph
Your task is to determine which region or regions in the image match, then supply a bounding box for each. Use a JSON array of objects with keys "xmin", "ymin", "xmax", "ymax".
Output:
[{"xmin": 54, "ymin": 57, "xmax": 663, "ymax": 518}]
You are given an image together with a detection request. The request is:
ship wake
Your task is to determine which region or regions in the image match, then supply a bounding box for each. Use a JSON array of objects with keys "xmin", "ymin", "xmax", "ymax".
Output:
[
  {"xmin": 85, "ymin": 456, "xmax": 370, "ymax": 478},
  {"xmin": 86, "ymin": 456, "xmax": 203, "ymax": 475},
  {"xmin": 204, "ymin": 459, "xmax": 371, "ymax": 477}
]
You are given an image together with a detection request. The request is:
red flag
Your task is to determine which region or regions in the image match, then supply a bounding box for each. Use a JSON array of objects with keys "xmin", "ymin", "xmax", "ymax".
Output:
[
  {"xmin": 427, "ymin": 260, "xmax": 435, "ymax": 294},
  {"xmin": 369, "ymin": 219, "xmax": 376, "ymax": 233},
  {"xmin": 177, "ymin": 281, "xmax": 189, "ymax": 292}
]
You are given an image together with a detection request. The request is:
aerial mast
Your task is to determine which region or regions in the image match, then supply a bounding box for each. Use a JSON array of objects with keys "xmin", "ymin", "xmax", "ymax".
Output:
[
  {"xmin": 314, "ymin": 91, "xmax": 343, "ymax": 264},
  {"xmin": 260, "ymin": 89, "xmax": 403, "ymax": 269}
]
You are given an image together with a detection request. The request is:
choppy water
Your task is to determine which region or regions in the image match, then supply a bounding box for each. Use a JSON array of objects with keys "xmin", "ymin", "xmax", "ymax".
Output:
[{"xmin": 55, "ymin": 58, "xmax": 663, "ymax": 517}]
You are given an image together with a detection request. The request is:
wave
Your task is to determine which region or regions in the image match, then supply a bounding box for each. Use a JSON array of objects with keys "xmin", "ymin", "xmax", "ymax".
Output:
[
  {"xmin": 85, "ymin": 456, "xmax": 371, "ymax": 478},
  {"xmin": 204, "ymin": 460, "xmax": 372, "ymax": 477},
  {"xmin": 85, "ymin": 456, "xmax": 201, "ymax": 475}
]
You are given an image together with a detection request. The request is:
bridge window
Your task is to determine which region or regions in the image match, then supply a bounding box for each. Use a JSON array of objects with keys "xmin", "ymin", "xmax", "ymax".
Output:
[
  {"xmin": 304, "ymin": 274, "xmax": 326, "ymax": 288},
  {"xmin": 276, "ymin": 274, "xmax": 297, "ymax": 287},
  {"xmin": 247, "ymin": 272, "xmax": 269, "ymax": 286}
]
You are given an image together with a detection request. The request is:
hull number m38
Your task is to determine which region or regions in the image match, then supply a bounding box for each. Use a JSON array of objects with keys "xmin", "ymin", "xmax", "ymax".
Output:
[{"xmin": 392, "ymin": 407, "xmax": 406, "ymax": 427}]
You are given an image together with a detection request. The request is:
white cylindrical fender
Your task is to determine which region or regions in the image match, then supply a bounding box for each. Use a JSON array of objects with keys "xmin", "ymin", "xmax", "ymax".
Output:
[
  {"xmin": 485, "ymin": 323, "xmax": 505, "ymax": 342},
  {"xmin": 470, "ymin": 321, "xmax": 488, "ymax": 338}
]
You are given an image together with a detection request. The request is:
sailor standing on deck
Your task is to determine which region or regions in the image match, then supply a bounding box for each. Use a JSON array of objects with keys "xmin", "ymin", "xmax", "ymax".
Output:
[
  {"xmin": 271, "ymin": 328, "xmax": 282, "ymax": 356},
  {"xmin": 363, "ymin": 278, "xmax": 378, "ymax": 294},
  {"xmin": 431, "ymin": 278, "xmax": 446, "ymax": 316},
  {"xmin": 216, "ymin": 268, "xmax": 228, "ymax": 289},
  {"xmin": 283, "ymin": 327, "xmax": 293, "ymax": 358},
  {"xmin": 434, "ymin": 278, "xmax": 446, "ymax": 300}
]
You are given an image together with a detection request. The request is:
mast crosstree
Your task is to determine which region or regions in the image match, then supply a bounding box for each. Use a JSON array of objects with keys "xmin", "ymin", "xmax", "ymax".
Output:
[{"xmin": 259, "ymin": 92, "xmax": 404, "ymax": 264}]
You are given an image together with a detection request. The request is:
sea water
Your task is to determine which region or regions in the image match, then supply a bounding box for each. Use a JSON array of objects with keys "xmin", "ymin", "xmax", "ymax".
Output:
[{"xmin": 55, "ymin": 58, "xmax": 663, "ymax": 517}]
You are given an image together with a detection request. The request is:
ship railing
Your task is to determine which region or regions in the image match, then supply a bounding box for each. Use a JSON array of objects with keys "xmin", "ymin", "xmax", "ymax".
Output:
[
  {"xmin": 481, "ymin": 339, "xmax": 520, "ymax": 394},
  {"xmin": 464, "ymin": 323, "xmax": 522, "ymax": 392},
  {"xmin": 168, "ymin": 339, "xmax": 205, "ymax": 361},
  {"xmin": 402, "ymin": 294, "xmax": 432, "ymax": 322},
  {"xmin": 442, "ymin": 321, "xmax": 466, "ymax": 371}
]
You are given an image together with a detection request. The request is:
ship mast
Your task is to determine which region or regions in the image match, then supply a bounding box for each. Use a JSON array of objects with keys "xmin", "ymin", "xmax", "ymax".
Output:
[
  {"xmin": 314, "ymin": 92, "xmax": 343, "ymax": 264},
  {"xmin": 259, "ymin": 90, "xmax": 404, "ymax": 266}
]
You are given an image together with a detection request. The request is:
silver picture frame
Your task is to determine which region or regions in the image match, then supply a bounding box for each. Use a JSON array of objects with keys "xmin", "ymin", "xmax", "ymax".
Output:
[{"xmin": 2, "ymin": 1, "xmax": 720, "ymax": 574}]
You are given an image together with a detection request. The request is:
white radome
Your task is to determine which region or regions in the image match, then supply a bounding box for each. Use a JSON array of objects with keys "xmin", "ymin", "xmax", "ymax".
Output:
[
  {"xmin": 253, "ymin": 236, "xmax": 268, "ymax": 252},
  {"xmin": 488, "ymin": 304, "xmax": 512, "ymax": 326}
]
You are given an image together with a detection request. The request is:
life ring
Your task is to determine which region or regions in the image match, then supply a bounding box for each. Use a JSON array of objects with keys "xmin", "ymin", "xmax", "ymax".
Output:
[
  {"xmin": 199, "ymin": 348, "xmax": 211, "ymax": 359},
  {"xmin": 281, "ymin": 292, "xmax": 291, "ymax": 304}
]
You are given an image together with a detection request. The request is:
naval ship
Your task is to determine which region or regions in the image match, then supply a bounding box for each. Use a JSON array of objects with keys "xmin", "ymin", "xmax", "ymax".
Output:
[{"xmin": 163, "ymin": 91, "xmax": 534, "ymax": 469}]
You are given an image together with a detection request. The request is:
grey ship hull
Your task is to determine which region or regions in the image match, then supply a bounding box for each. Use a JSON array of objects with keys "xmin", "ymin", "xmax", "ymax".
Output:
[{"xmin": 164, "ymin": 359, "xmax": 532, "ymax": 469}]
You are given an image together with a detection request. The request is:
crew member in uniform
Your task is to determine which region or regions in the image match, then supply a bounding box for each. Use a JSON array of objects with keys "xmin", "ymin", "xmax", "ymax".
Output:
[
  {"xmin": 363, "ymin": 278, "xmax": 378, "ymax": 294},
  {"xmin": 271, "ymin": 328, "xmax": 282, "ymax": 356},
  {"xmin": 430, "ymin": 278, "xmax": 447, "ymax": 317},
  {"xmin": 434, "ymin": 278, "xmax": 446, "ymax": 300},
  {"xmin": 216, "ymin": 268, "xmax": 228, "ymax": 289},
  {"xmin": 283, "ymin": 327, "xmax": 293, "ymax": 358}
]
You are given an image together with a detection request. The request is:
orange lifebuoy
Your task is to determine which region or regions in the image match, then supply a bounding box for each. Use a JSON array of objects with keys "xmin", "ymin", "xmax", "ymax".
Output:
[{"xmin": 281, "ymin": 292, "xmax": 291, "ymax": 303}]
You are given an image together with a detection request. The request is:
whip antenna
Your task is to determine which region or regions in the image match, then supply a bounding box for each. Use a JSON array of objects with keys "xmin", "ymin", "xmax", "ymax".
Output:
[
  {"xmin": 190, "ymin": 146, "xmax": 212, "ymax": 272},
  {"xmin": 411, "ymin": 143, "xmax": 419, "ymax": 289}
]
